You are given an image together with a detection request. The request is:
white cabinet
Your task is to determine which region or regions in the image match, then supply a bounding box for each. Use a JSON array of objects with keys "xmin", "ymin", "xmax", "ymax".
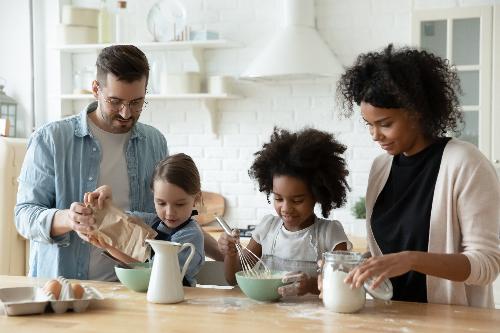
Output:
[
  {"xmin": 412, "ymin": 5, "xmax": 499, "ymax": 169},
  {"xmin": 55, "ymin": 40, "xmax": 243, "ymax": 136},
  {"xmin": 494, "ymin": 277, "xmax": 500, "ymax": 309}
]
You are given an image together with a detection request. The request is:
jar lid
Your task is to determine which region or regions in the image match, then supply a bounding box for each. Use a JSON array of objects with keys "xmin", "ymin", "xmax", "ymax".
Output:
[
  {"xmin": 323, "ymin": 250, "xmax": 363, "ymax": 264},
  {"xmin": 363, "ymin": 276, "xmax": 393, "ymax": 301}
]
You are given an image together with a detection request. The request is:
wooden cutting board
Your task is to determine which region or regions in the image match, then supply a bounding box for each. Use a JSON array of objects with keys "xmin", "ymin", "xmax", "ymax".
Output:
[{"xmin": 194, "ymin": 191, "xmax": 225, "ymax": 225}]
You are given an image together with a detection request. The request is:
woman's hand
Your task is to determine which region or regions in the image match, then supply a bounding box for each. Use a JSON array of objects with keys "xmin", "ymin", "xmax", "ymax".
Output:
[
  {"xmin": 345, "ymin": 252, "xmax": 412, "ymax": 289},
  {"xmin": 84, "ymin": 185, "xmax": 113, "ymax": 209},
  {"xmin": 217, "ymin": 229, "xmax": 239, "ymax": 257}
]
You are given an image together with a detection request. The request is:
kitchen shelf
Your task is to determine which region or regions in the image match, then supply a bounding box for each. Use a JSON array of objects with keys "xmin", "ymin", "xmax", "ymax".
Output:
[
  {"xmin": 147, "ymin": 93, "xmax": 241, "ymax": 100},
  {"xmin": 55, "ymin": 39, "xmax": 243, "ymax": 136},
  {"xmin": 60, "ymin": 93, "xmax": 243, "ymax": 136},
  {"xmin": 60, "ymin": 93, "xmax": 242, "ymax": 100},
  {"xmin": 55, "ymin": 40, "xmax": 240, "ymax": 53}
]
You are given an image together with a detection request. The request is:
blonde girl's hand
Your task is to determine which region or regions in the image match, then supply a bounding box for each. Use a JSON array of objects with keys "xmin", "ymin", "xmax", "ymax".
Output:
[
  {"xmin": 87, "ymin": 234, "xmax": 112, "ymax": 250},
  {"xmin": 84, "ymin": 185, "xmax": 113, "ymax": 209},
  {"xmin": 217, "ymin": 229, "xmax": 239, "ymax": 257},
  {"xmin": 77, "ymin": 232, "xmax": 111, "ymax": 250},
  {"xmin": 344, "ymin": 252, "xmax": 412, "ymax": 289}
]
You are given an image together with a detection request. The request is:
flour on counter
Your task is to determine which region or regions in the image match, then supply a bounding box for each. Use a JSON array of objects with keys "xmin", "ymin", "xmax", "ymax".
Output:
[{"xmin": 186, "ymin": 297, "xmax": 254, "ymax": 313}]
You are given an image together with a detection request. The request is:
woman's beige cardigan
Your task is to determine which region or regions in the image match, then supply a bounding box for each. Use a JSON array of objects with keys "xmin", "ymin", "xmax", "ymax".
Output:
[{"xmin": 365, "ymin": 139, "xmax": 500, "ymax": 308}]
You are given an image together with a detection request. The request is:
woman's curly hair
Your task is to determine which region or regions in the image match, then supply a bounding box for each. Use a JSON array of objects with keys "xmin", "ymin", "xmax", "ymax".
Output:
[
  {"xmin": 248, "ymin": 127, "xmax": 350, "ymax": 218},
  {"xmin": 336, "ymin": 44, "xmax": 463, "ymax": 138}
]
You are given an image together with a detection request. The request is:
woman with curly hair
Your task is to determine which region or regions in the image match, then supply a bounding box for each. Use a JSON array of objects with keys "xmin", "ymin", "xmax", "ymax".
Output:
[
  {"xmin": 218, "ymin": 127, "xmax": 351, "ymax": 296},
  {"xmin": 335, "ymin": 44, "xmax": 500, "ymax": 307}
]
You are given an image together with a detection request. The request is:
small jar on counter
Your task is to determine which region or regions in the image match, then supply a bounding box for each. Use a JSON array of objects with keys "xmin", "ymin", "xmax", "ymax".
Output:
[{"xmin": 322, "ymin": 251, "xmax": 393, "ymax": 313}]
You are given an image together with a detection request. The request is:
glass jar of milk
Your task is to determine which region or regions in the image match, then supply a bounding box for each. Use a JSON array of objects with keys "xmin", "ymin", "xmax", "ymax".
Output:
[
  {"xmin": 322, "ymin": 251, "xmax": 393, "ymax": 313},
  {"xmin": 322, "ymin": 251, "xmax": 366, "ymax": 313}
]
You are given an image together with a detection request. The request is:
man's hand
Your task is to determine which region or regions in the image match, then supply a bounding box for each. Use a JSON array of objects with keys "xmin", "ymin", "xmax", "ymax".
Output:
[{"xmin": 66, "ymin": 202, "xmax": 96, "ymax": 234}]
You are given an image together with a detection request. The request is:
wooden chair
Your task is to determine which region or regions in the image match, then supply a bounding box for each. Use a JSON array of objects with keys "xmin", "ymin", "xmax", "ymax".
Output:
[{"xmin": 0, "ymin": 137, "xmax": 29, "ymax": 276}]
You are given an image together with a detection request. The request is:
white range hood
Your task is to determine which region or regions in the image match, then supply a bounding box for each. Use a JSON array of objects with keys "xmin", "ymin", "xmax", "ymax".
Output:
[{"xmin": 240, "ymin": 0, "xmax": 342, "ymax": 81}]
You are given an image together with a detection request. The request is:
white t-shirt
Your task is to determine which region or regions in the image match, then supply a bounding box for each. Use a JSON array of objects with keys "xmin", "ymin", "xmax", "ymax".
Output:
[
  {"xmin": 87, "ymin": 117, "xmax": 131, "ymax": 281},
  {"xmin": 251, "ymin": 214, "xmax": 352, "ymax": 262},
  {"xmin": 88, "ymin": 119, "xmax": 131, "ymax": 210}
]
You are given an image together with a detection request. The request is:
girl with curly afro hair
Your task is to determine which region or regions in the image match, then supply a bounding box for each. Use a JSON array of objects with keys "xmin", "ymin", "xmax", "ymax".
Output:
[
  {"xmin": 218, "ymin": 127, "xmax": 352, "ymax": 297},
  {"xmin": 334, "ymin": 44, "xmax": 500, "ymax": 308}
]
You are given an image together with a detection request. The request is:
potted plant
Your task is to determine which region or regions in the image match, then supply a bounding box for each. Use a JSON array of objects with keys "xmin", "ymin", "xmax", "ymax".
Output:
[{"xmin": 351, "ymin": 197, "xmax": 366, "ymax": 221}]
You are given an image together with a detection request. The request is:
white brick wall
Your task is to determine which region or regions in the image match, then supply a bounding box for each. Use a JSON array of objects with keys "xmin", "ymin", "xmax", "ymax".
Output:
[
  {"xmin": 62, "ymin": 0, "xmax": 500, "ymax": 231},
  {"xmin": 138, "ymin": 0, "xmax": 481, "ymax": 229}
]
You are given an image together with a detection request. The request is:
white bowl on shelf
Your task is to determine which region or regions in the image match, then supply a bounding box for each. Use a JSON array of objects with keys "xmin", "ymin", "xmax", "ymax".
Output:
[{"xmin": 161, "ymin": 72, "xmax": 201, "ymax": 94}]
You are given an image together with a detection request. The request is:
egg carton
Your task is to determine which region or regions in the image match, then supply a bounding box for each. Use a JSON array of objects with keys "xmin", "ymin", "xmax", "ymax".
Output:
[{"xmin": 0, "ymin": 277, "xmax": 104, "ymax": 316}]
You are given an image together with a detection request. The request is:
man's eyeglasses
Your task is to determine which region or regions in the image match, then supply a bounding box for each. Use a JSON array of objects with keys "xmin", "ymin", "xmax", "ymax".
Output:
[{"xmin": 98, "ymin": 88, "xmax": 147, "ymax": 113}]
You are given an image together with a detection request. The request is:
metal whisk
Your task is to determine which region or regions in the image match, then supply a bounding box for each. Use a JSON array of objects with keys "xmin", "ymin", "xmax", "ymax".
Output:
[{"xmin": 215, "ymin": 215, "xmax": 271, "ymax": 278}]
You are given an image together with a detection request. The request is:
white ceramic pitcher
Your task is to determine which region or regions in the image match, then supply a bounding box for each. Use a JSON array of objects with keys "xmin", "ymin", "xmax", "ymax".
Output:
[{"xmin": 146, "ymin": 239, "xmax": 195, "ymax": 304}]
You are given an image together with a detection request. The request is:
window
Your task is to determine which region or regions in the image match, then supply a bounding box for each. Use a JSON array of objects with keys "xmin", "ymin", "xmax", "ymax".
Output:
[{"xmin": 412, "ymin": 6, "xmax": 495, "ymax": 161}]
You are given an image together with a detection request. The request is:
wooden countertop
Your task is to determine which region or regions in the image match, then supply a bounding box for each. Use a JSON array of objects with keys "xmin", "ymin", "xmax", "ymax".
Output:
[{"xmin": 1, "ymin": 275, "xmax": 499, "ymax": 332}]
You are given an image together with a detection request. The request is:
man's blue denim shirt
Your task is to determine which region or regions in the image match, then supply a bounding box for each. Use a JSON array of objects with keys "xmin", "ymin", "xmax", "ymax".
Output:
[{"xmin": 15, "ymin": 102, "xmax": 168, "ymax": 279}]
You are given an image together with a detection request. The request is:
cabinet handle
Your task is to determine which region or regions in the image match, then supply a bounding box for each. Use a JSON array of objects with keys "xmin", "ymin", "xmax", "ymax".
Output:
[{"xmin": 494, "ymin": 160, "xmax": 500, "ymax": 164}]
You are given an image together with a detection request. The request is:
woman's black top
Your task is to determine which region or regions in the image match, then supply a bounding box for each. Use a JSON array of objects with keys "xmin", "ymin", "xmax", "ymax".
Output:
[{"xmin": 371, "ymin": 138, "xmax": 450, "ymax": 303}]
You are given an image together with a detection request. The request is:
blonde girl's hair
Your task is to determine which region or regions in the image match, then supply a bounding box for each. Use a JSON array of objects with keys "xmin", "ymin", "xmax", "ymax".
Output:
[{"xmin": 151, "ymin": 153, "xmax": 201, "ymax": 196}]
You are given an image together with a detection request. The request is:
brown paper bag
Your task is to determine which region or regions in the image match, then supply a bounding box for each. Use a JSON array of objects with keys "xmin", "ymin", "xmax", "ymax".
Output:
[{"xmin": 89, "ymin": 200, "xmax": 158, "ymax": 262}]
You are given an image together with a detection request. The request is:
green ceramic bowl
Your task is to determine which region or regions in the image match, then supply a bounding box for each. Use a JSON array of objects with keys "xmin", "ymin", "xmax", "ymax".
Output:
[
  {"xmin": 235, "ymin": 271, "xmax": 287, "ymax": 302},
  {"xmin": 114, "ymin": 262, "xmax": 152, "ymax": 292}
]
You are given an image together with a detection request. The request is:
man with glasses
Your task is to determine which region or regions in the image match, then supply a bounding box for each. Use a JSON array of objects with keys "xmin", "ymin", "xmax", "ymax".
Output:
[{"xmin": 15, "ymin": 45, "xmax": 169, "ymax": 280}]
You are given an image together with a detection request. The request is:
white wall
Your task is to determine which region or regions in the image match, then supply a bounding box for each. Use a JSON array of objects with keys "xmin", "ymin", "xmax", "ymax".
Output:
[
  {"xmin": 33, "ymin": 0, "xmax": 500, "ymax": 234},
  {"xmin": 0, "ymin": 0, "xmax": 33, "ymax": 138}
]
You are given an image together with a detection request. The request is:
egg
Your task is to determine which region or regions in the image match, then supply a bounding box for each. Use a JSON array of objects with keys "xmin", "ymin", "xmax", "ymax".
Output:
[
  {"xmin": 43, "ymin": 279, "xmax": 62, "ymax": 300},
  {"xmin": 71, "ymin": 283, "xmax": 85, "ymax": 299}
]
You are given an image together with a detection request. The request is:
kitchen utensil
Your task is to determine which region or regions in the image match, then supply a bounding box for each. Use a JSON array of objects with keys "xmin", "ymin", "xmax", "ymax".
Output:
[
  {"xmin": 322, "ymin": 251, "xmax": 393, "ymax": 313},
  {"xmin": 147, "ymin": 0, "xmax": 186, "ymax": 42},
  {"xmin": 114, "ymin": 262, "xmax": 152, "ymax": 292},
  {"xmin": 322, "ymin": 251, "xmax": 365, "ymax": 313},
  {"xmin": 58, "ymin": 24, "xmax": 97, "ymax": 44},
  {"xmin": 215, "ymin": 215, "xmax": 271, "ymax": 278},
  {"xmin": 207, "ymin": 76, "xmax": 234, "ymax": 95},
  {"xmin": 235, "ymin": 270, "xmax": 287, "ymax": 302},
  {"xmin": 62, "ymin": 5, "xmax": 99, "ymax": 27},
  {"xmin": 146, "ymin": 239, "xmax": 195, "ymax": 303},
  {"xmin": 161, "ymin": 72, "xmax": 200, "ymax": 94}
]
